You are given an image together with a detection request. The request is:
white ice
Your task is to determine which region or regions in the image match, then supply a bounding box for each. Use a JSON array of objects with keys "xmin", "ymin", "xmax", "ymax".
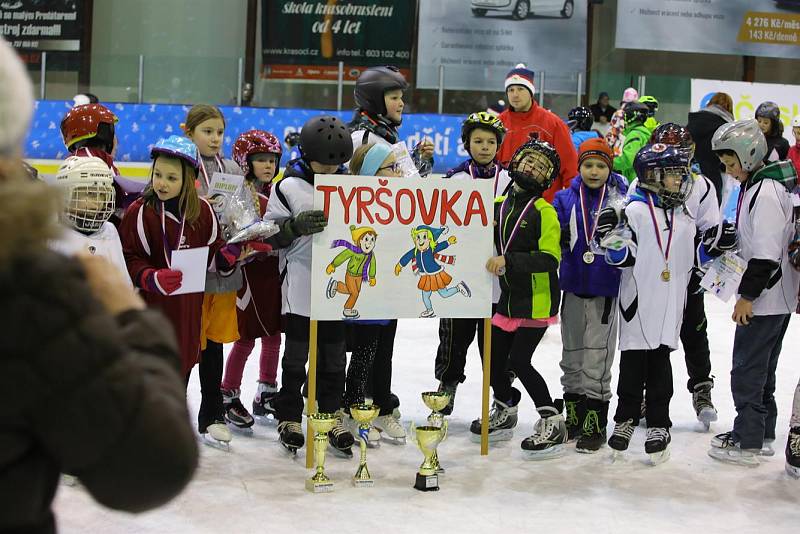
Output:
[{"xmin": 54, "ymin": 297, "xmax": 800, "ymax": 533}]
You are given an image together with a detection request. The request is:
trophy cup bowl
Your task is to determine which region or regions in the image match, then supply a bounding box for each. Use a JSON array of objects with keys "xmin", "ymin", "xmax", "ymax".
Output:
[
  {"xmin": 305, "ymin": 412, "xmax": 337, "ymax": 493},
  {"xmin": 421, "ymin": 391, "xmax": 451, "ymax": 474},
  {"xmin": 350, "ymin": 403, "xmax": 380, "ymax": 487},
  {"xmin": 414, "ymin": 425, "xmax": 445, "ymax": 491}
]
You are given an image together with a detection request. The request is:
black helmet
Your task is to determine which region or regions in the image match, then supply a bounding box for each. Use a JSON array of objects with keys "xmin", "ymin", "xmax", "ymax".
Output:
[
  {"xmin": 634, "ymin": 143, "xmax": 692, "ymax": 208},
  {"xmin": 508, "ymin": 134, "xmax": 560, "ymax": 195},
  {"xmin": 755, "ymin": 101, "xmax": 783, "ymax": 137},
  {"xmin": 623, "ymin": 101, "xmax": 650, "ymax": 125},
  {"xmin": 650, "ymin": 122, "xmax": 695, "ymax": 158},
  {"xmin": 354, "ymin": 66, "xmax": 408, "ymax": 122},
  {"xmin": 567, "ymin": 106, "xmax": 593, "ymax": 131},
  {"xmin": 299, "ymin": 115, "xmax": 353, "ymax": 166}
]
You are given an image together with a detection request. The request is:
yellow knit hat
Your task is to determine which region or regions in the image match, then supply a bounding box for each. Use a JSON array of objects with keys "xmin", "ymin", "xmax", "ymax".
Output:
[{"xmin": 350, "ymin": 224, "xmax": 377, "ymax": 244}]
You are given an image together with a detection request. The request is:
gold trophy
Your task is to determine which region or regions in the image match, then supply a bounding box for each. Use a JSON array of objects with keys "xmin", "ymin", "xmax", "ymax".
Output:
[
  {"xmin": 305, "ymin": 412, "xmax": 337, "ymax": 493},
  {"xmin": 350, "ymin": 403, "xmax": 380, "ymax": 488},
  {"xmin": 413, "ymin": 425, "xmax": 446, "ymax": 491},
  {"xmin": 422, "ymin": 391, "xmax": 451, "ymax": 474}
]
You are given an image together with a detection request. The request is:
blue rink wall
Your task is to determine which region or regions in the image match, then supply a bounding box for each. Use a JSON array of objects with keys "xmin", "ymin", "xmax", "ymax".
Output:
[{"xmin": 26, "ymin": 101, "xmax": 473, "ymax": 174}]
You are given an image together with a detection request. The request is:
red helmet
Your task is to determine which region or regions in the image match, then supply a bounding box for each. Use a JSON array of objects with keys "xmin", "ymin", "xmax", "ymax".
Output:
[
  {"xmin": 232, "ymin": 129, "xmax": 283, "ymax": 177},
  {"xmin": 60, "ymin": 104, "xmax": 118, "ymax": 150}
]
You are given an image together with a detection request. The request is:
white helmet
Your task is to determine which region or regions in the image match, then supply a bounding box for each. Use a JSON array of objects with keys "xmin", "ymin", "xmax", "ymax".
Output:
[
  {"xmin": 55, "ymin": 156, "xmax": 116, "ymax": 232},
  {"xmin": 792, "ymin": 114, "xmax": 800, "ymax": 128},
  {"xmin": 711, "ymin": 119, "xmax": 767, "ymax": 173}
]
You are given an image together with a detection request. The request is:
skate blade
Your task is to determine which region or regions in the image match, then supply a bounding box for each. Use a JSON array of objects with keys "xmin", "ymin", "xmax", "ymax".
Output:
[
  {"xmin": 786, "ymin": 463, "xmax": 800, "ymax": 479},
  {"xmin": 202, "ymin": 434, "xmax": 231, "ymax": 452},
  {"xmin": 328, "ymin": 444, "xmax": 354, "ymax": 459},
  {"xmin": 522, "ymin": 444, "xmax": 566, "ymax": 461},
  {"xmin": 647, "ymin": 449, "xmax": 670, "ymax": 466},
  {"xmin": 279, "ymin": 441, "xmax": 300, "ymax": 456},
  {"xmin": 254, "ymin": 413, "xmax": 277, "ymax": 426},
  {"xmin": 609, "ymin": 450, "xmax": 627, "ymax": 463},
  {"xmin": 575, "ymin": 444, "xmax": 604, "ymax": 454},
  {"xmin": 379, "ymin": 436, "xmax": 407, "ymax": 446},
  {"xmin": 707, "ymin": 448, "xmax": 760, "ymax": 467},
  {"xmin": 468, "ymin": 429, "xmax": 513, "ymax": 444},
  {"xmin": 366, "ymin": 439, "xmax": 381, "ymax": 449},
  {"xmin": 229, "ymin": 425, "xmax": 254, "ymax": 436}
]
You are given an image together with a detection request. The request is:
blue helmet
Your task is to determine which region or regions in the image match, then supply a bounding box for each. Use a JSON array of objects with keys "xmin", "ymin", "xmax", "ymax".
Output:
[
  {"xmin": 150, "ymin": 135, "xmax": 199, "ymax": 169},
  {"xmin": 634, "ymin": 143, "xmax": 692, "ymax": 208}
]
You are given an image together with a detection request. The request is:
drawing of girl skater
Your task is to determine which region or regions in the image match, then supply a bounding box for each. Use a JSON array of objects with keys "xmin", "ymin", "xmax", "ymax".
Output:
[
  {"xmin": 326, "ymin": 225, "xmax": 378, "ymax": 319},
  {"xmin": 395, "ymin": 225, "xmax": 471, "ymax": 318}
]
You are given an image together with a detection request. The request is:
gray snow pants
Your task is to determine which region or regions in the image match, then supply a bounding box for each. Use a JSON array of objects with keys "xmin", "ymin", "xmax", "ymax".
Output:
[{"xmin": 559, "ymin": 292, "xmax": 618, "ymax": 402}]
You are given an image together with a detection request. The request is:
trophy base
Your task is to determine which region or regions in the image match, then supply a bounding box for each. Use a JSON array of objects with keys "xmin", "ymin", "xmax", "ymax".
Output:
[
  {"xmin": 305, "ymin": 479, "xmax": 335, "ymax": 493},
  {"xmin": 414, "ymin": 473, "xmax": 439, "ymax": 492},
  {"xmin": 353, "ymin": 478, "xmax": 374, "ymax": 488}
]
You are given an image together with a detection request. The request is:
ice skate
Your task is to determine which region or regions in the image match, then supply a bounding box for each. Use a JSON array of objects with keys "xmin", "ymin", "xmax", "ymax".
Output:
[
  {"xmin": 692, "ymin": 380, "xmax": 717, "ymax": 431},
  {"xmin": 328, "ymin": 411, "xmax": 355, "ymax": 458},
  {"xmin": 521, "ymin": 401, "xmax": 567, "ymax": 460},
  {"xmin": 469, "ymin": 388, "xmax": 520, "ymax": 443},
  {"xmin": 710, "ymin": 431, "xmax": 774, "ymax": 457},
  {"xmin": 644, "ymin": 427, "xmax": 671, "ymax": 465},
  {"xmin": 786, "ymin": 427, "xmax": 800, "ymax": 479},
  {"xmin": 344, "ymin": 412, "xmax": 381, "ymax": 448},
  {"xmin": 342, "ymin": 308, "xmax": 360, "ymax": 319},
  {"xmin": 575, "ymin": 400, "xmax": 608, "ymax": 454},
  {"xmin": 326, "ymin": 278, "xmax": 337, "ymax": 299},
  {"xmin": 277, "ymin": 420, "xmax": 304, "ymax": 455},
  {"xmin": 608, "ymin": 419, "xmax": 635, "ymax": 461},
  {"xmin": 707, "ymin": 438, "xmax": 759, "ymax": 467},
  {"xmin": 563, "ymin": 393, "xmax": 585, "ymax": 443},
  {"xmin": 420, "ymin": 308, "xmax": 436, "ymax": 318},
  {"xmin": 389, "ymin": 392, "xmax": 402, "ymax": 420},
  {"xmin": 374, "ymin": 414, "xmax": 407, "ymax": 445},
  {"xmin": 435, "ymin": 380, "xmax": 458, "ymax": 416},
  {"xmin": 252, "ymin": 381, "xmax": 277, "ymax": 423},
  {"xmin": 456, "ymin": 281, "xmax": 471, "ymax": 297},
  {"xmin": 222, "ymin": 388, "xmax": 254, "ymax": 430},
  {"xmin": 201, "ymin": 421, "xmax": 232, "ymax": 452}
]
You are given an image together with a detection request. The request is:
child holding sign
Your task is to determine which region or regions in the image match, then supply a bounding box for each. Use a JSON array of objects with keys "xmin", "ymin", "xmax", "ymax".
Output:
[
  {"xmin": 470, "ymin": 137, "xmax": 567, "ymax": 460},
  {"xmin": 119, "ymin": 136, "xmax": 242, "ymax": 449}
]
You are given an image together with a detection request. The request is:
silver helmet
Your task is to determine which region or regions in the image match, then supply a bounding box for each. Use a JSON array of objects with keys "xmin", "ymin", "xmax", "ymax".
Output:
[{"xmin": 711, "ymin": 119, "xmax": 767, "ymax": 172}]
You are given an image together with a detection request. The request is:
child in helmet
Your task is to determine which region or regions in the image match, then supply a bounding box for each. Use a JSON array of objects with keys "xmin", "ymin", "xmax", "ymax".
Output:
[
  {"xmin": 119, "ymin": 135, "xmax": 245, "ymax": 449},
  {"xmin": 431, "ymin": 111, "xmax": 512, "ymax": 415},
  {"xmin": 707, "ymin": 119, "xmax": 799, "ymax": 467},
  {"xmin": 789, "ymin": 115, "xmax": 800, "ymax": 174},
  {"xmin": 613, "ymin": 101, "xmax": 651, "ymax": 183},
  {"xmin": 469, "ymin": 137, "xmax": 566, "ymax": 460},
  {"xmin": 219, "ymin": 130, "xmax": 284, "ymax": 429},
  {"xmin": 639, "ymin": 95, "xmax": 660, "ymax": 134},
  {"xmin": 182, "ymin": 104, "xmax": 245, "ymax": 439},
  {"xmin": 604, "ymin": 143, "xmax": 697, "ymax": 465},
  {"xmin": 264, "ymin": 114, "xmax": 356, "ymax": 456},
  {"xmin": 605, "ymin": 87, "xmax": 639, "ymax": 157},
  {"xmin": 50, "ymin": 155, "xmax": 129, "ymax": 284},
  {"xmin": 755, "ymin": 101, "xmax": 790, "ymax": 163},
  {"xmin": 552, "ymin": 138, "xmax": 628, "ymax": 453},
  {"xmin": 567, "ymin": 106, "xmax": 600, "ymax": 153},
  {"xmin": 350, "ymin": 65, "xmax": 434, "ymax": 176}
]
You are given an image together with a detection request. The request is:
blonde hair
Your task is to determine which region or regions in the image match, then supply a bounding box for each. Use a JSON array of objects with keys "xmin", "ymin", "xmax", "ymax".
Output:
[
  {"xmin": 143, "ymin": 154, "xmax": 201, "ymax": 224},
  {"xmin": 708, "ymin": 93, "xmax": 733, "ymax": 115},
  {"xmin": 183, "ymin": 104, "xmax": 226, "ymax": 135},
  {"xmin": 349, "ymin": 143, "xmax": 374, "ymax": 175}
]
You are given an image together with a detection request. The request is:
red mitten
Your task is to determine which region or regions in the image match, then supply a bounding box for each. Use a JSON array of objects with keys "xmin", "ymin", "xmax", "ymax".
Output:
[{"xmin": 143, "ymin": 268, "xmax": 183, "ymax": 295}]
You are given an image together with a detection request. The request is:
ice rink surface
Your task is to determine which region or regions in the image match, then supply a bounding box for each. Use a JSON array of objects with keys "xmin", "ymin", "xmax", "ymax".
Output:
[{"xmin": 54, "ymin": 297, "xmax": 800, "ymax": 533}]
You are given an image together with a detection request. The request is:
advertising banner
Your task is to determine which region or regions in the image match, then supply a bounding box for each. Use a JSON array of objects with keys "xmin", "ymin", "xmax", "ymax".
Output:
[
  {"xmin": 416, "ymin": 0, "xmax": 587, "ymax": 93},
  {"xmin": 0, "ymin": 0, "xmax": 85, "ymax": 66},
  {"xmin": 310, "ymin": 174, "xmax": 494, "ymax": 320},
  {"xmin": 616, "ymin": 0, "xmax": 800, "ymax": 59},
  {"xmin": 260, "ymin": 0, "xmax": 415, "ymax": 82}
]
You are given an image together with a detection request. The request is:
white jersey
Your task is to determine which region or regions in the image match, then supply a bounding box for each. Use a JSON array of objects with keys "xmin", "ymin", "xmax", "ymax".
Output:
[
  {"xmin": 629, "ymin": 172, "xmax": 719, "ymax": 231},
  {"xmin": 264, "ymin": 175, "xmax": 313, "ymax": 317},
  {"xmin": 616, "ymin": 200, "xmax": 696, "ymax": 351},
  {"xmin": 447, "ymin": 167, "xmax": 512, "ymax": 304},
  {"xmin": 50, "ymin": 222, "xmax": 132, "ymax": 287},
  {"xmin": 736, "ymin": 178, "xmax": 799, "ymax": 315}
]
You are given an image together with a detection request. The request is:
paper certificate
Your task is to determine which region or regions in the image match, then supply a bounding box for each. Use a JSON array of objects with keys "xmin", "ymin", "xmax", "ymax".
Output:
[
  {"xmin": 171, "ymin": 246, "xmax": 209, "ymax": 295},
  {"xmin": 700, "ymin": 252, "xmax": 747, "ymax": 302}
]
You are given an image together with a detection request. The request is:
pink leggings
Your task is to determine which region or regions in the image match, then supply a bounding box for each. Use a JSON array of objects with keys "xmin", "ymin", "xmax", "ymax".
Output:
[{"xmin": 221, "ymin": 335, "xmax": 281, "ymax": 390}]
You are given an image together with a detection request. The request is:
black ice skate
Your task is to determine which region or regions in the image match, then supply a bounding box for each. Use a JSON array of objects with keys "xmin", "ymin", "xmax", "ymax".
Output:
[
  {"xmin": 564, "ymin": 393, "xmax": 586, "ymax": 442},
  {"xmin": 199, "ymin": 419, "xmax": 232, "ymax": 452},
  {"xmin": 521, "ymin": 400, "xmax": 567, "ymax": 460},
  {"xmin": 608, "ymin": 419, "xmax": 635, "ymax": 460},
  {"xmin": 222, "ymin": 388, "xmax": 255, "ymax": 430},
  {"xmin": 469, "ymin": 388, "xmax": 521, "ymax": 443},
  {"xmin": 576, "ymin": 400, "xmax": 608, "ymax": 454},
  {"xmin": 252, "ymin": 381, "xmax": 277, "ymax": 423},
  {"xmin": 277, "ymin": 420, "xmax": 304, "ymax": 455},
  {"xmin": 786, "ymin": 427, "xmax": 800, "ymax": 479},
  {"xmin": 645, "ymin": 427, "xmax": 671, "ymax": 465},
  {"xmin": 437, "ymin": 380, "xmax": 458, "ymax": 416},
  {"xmin": 328, "ymin": 412, "xmax": 355, "ymax": 458},
  {"xmin": 692, "ymin": 380, "xmax": 717, "ymax": 431}
]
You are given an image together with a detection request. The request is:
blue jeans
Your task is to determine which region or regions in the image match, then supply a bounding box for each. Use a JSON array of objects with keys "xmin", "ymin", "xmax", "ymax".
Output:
[{"xmin": 731, "ymin": 314, "xmax": 791, "ymax": 449}]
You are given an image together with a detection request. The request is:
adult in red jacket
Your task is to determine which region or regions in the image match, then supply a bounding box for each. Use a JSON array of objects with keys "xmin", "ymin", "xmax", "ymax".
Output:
[{"xmin": 496, "ymin": 64, "xmax": 578, "ymax": 203}]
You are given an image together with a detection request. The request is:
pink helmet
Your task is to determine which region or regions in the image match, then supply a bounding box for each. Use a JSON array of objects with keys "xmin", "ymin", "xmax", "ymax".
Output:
[
  {"xmin": 232, "ymin": 129, "xmax": 283, "ymax": 177},
  {"xmin": 622, "ymin": 87, "xmax": 639, "ymax": 103}
]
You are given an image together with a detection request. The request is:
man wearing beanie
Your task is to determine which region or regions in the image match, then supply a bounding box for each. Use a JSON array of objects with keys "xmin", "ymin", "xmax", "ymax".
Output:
[{"xmin": 497, "ymin": 63, "xmax": 578, "ymax": 203}]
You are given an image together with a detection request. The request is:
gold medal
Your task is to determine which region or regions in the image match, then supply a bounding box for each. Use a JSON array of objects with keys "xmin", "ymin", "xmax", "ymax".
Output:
[
  {"xmin": 583, "ymin": 251, "xmax": 595, "ymax": 264},
  {"xmin": 661, "ymin": 269, "xmax": 671, "ymax": 282}
]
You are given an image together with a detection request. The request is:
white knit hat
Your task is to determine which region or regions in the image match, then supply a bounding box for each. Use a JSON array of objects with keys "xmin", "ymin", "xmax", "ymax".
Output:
[{"xmin": 0, "ymin": 37, "xmax": 34, "ymax": 155}]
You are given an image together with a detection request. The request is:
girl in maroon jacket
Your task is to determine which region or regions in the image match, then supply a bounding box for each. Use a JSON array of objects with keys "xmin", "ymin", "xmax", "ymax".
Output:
[{"xmin": 220, "ymin": 130, "xmax": 284, "ymax": 428}]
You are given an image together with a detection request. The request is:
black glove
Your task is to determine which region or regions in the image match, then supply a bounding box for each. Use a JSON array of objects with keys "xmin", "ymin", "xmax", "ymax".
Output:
[
  {"xmin": 291, "ymin": 210, "xmax": 328, "ymax": 236},
  {"xmin": 702, "ymin": 222, "xmax": 737, "ymax": 253},
  {"xmin": 595, "ymin": 207, "xmax": 619, "ymax": 239},
  {"xmin": 560, "ymin": 224, "xmax": 571, "ymax": 248}
]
